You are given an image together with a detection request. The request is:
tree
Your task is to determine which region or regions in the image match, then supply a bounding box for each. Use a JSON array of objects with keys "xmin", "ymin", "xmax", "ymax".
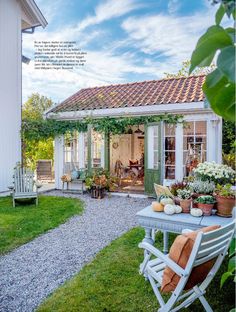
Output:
[
  {"xmin": 164, "ymin": 60, "xmax": 215, "ymax": 78},
  {"xmin": 22, "ymin": 94, "xmax": 54, "ymax": 169},
  {"xmin": 189, "ymin": 0, "xmax": 235, "ymax": 122}
]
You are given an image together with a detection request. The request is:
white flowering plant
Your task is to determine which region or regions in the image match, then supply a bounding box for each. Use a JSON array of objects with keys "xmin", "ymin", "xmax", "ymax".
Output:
[
  {"xmin": 177, "ymin": 189, "xmax": 192, "ymax": 200},
  {"xmin": 193, "ymin": 161, "xmax": 235, "ymax": 185}
]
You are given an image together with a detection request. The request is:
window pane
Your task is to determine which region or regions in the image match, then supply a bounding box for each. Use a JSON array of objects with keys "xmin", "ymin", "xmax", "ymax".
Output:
[
  {"xmin": 165, "ymin": 137, "xmax": 175, "ymax": 150},
  {"xmin": 164, "ymin": 123, "xmax": 175, "ymax": 179},
  {"xmin": 195, "ymin": 121, "xmax": 207, "ymax": 136},
  {"xmin": 165, "ymin": 151, "xmax": 175, "ymax": 165},
  {"xmin": 92, "ymin": 131, "xmax": 104, "ymax": 168},
  {"xmin": 154, "ymin": 151, "xmax": 158, "ymax": 168},
  {"xmin": 64, "ymin": 131, "xmax": 79, "ymax": 173},
  {"xmin": 153, "ymin": 126, "xmax": 159, "ymax": 137},
  {"xmin": 165, "ymin": 124, "xmax": 176, "ymax": 136},
  {"xmin": 183, "ymin": 122, "xmax": 194, "ymax": 135},
  {"xmin": 183, "ymin": 121, "xmax": 207, "ymax": 177}
]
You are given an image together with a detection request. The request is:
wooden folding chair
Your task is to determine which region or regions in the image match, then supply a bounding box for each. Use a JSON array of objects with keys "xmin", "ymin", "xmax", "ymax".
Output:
[{"xmin": 139, "ymin": 221, "xmax": 235, "ymax": 312}]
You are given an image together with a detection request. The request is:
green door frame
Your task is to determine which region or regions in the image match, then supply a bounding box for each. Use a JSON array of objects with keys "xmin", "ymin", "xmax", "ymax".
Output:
[
  {"xmin": 104, "ymin": 132, "xmax": 110, "ymax": 171},
  {"xmin": 144, "ymin": 122, "xmax": 163, "ymax": 196}
]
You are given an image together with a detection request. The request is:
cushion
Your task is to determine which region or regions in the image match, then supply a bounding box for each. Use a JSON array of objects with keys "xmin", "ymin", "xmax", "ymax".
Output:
[
  {"xmin": 161, "ymin": 225, "xmax": 220, "ymax": 293},
  {"xmin": 71, "ymin": 170, "xmax": 79, "ymax": 180}
]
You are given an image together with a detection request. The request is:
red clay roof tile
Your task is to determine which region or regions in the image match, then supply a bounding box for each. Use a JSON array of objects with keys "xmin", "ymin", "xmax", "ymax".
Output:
[{"xmin": 49, "ymin": 75, "xmax": 205, "ymax": 113}]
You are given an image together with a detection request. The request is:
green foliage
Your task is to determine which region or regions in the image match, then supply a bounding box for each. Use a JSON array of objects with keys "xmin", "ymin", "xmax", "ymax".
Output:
[
  {"xmin": 195, "ymin": 195, "xmax": 215, "ymax": 204},
  {"xmin": 0, "ymin": 195, "xmax": 84, "ymax": 254},
  {"xmin": 164, "ymin": 60, "xmax": 215, "ymax": 78},
  {"xmin": 22, "ymin": 114, "xmax": 183, "ymax": 141},
  {"xmin": 22, "ymin": 93, "xmax": 53, "ymax": 121},
  {"xmin": 215, "ymin": 183, "xmax": 235, "ymax": 197},
  {"xmin": 22, "ymin": 94, "xmax": 55, "ymax": 169},
  {"xmin": 221, "ymin": 238, "xmax": 235, "ymax": 288},
  {"xmin": 190, "ymin": 1, "xmax": 235, "ymax": 121},
  {"xmin": 38, "ymin": 228, "xmax": 235, "ymax": 312}
]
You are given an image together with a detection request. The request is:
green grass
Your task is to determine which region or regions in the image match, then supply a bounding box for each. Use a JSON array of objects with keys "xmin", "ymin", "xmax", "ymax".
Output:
[
  {"xmin": 0, "ymin": 195, "xmax": 83, "ymax": 254},
  {"xmin": 38, "ymin": 228, "xmax": 234, "ymax": 312}
]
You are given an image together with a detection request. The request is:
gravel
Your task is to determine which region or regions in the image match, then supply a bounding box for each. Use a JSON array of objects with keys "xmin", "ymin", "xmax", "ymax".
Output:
[{"xmin": 0, "ymin": 191, "xmax": 152, "ymax": 312}]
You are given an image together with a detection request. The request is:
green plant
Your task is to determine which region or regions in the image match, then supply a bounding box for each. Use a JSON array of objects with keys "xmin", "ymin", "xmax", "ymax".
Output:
[
  {"xmin": 215, "ymin": 184, "xmax": 236, "ymax": 198},
  {"xmin": 22, "ymin": 114, "xmax": 184, "ymax": 141},
  {"xmin": 193, "ymin": 161, "xmax": 235, "ymax": 185},
  {"xmin": 221, "ymin": 238, "xmax": 235, "ymax": 290},
  {"xmin": 177, "ymin": 188, "xmax": 192, "ymax": 200},
  {"xmin": 190, "ymin": 179, "xmax": 215, "ymax": 195},
  {"xmin": 190, "ymin": 0, "xmax": 235, "ymax": 122},
  {"xmin": 223, "ymin": 153, "xmax": 236, "ymax": 170},
  {"xmin": 170, "ymin": 181, "xmax": 188, "ymax": 196},
  {"xmin": 85, "ymin": 169, "xmax": 117, "ymax": 191},
  {"xmin": 195, "ymin": 195, "xmax": 216, "ymax": 204}
]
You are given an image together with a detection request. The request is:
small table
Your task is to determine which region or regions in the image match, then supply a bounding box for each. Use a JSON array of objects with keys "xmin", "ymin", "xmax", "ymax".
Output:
[
  {"xmin": 62, "ymin": 179, "xmax": 85, "ymax": 194},
  {"xmin": 136, "ymin": 206, "xmax": 234, "ymax": 254}
]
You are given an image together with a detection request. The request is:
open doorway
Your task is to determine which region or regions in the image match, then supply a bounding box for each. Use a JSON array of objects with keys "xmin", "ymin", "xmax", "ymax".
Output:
[{"xmin": 110, "ymin": 125, "xmax": 145, "ymax": 193}]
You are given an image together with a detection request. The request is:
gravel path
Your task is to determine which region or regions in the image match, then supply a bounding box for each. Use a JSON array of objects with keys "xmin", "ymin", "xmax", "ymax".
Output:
[{"xmin": 0, "ymin": 191, "xmax": 152, "ymax": 312}]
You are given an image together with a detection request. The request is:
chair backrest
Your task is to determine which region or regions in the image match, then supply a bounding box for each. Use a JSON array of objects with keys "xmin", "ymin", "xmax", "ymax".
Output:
[
  {"xmin": 14, "ymin": 167, "xmax": 35, "ymax": 194},
  {"xmin": 188, "ymin": 221, "xmax": 235, "ymax": 270}
]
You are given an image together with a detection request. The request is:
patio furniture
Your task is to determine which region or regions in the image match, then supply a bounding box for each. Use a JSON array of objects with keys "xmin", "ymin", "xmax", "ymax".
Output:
[
  {"xmin": 139, "ymin": 221, "xmax": 235, "ymax": 312},
  {"xmin": 136, "ymin": 205, "xmax": 235, "ymax": 254},
  {"xmin": 9, "ymin": 167, "xmax": 40, "ymax": 207}
]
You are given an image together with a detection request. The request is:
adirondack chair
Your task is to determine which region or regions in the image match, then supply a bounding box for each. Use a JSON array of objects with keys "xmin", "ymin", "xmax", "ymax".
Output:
[
  {"xmin": 10, "ymin": 167, "xmax": 40, "ymax": 207},
  {"xmin": 139, "ymin": 221, "xmax": 235, "ymax": 312}
]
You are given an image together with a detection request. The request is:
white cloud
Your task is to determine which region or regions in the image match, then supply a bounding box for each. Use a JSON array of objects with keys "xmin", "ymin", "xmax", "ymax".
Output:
[
  {"xmin": 168, "ymin": 0, "xmax": 180, "ymax": 14},
  {"xmin": 77, "ymin": 0, "xmax": 142, "ymax": 31},
  {"xmin": 121, "ymin": 7, "xmax": 217, "ymax": 71}
]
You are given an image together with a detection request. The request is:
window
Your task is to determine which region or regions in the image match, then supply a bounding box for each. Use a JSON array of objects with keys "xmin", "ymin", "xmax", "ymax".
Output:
[
  {"xmin": 164, "ymin": 124, "xmax": 176, "ymax": 179},
  {"xmin": 147, "ymin": 125, "xmax": 159, "ymax": 169},
  {"xmin": 91, "ymin": 130, "xmax": 104, "ymax": 168},
  {"xmin": 183, "ymin": 121, "xmax": 207, "ymax": 176},
  {"xmin": 63, "ymin": 131, "xmax": 79, "ymax": 173}
]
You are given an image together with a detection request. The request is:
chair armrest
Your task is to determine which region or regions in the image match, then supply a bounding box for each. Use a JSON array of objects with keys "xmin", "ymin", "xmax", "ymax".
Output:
[
  {"xmin": 182, "ymin": 229, "xmax": 194, "ymax": 234},
  {"xmin": 139, "ymin": 242, "xmax": 186, "ymax": 277},
  {"xmin": 8, "ymin": 185, "xmax": 14, "ymax": 190}
]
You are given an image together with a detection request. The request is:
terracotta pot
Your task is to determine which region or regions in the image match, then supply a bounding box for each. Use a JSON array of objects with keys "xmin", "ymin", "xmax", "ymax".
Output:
[
  {"xmin": 192, "ymin": 193, "xmax": 206, "ymax": 208},
  {"xmin": 197, "ymin": 203, "xmax": 214, "ymax": 216},
  {"xmin": 179, "ymin": 199, "xmax": 192, "ymax": 213},
  {"xmin": 174, "ymin": 196, "xmax": 180, "ymax": 205},
  {"xmin": 215, "ymin": 195, "xmax": 235, "ymax": 217}
]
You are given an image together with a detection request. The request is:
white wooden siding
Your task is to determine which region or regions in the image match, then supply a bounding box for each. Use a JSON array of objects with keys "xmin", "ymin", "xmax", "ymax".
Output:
[{"xmin": 0, "ymin": 0, "xmax": 22, "ymax": 192}]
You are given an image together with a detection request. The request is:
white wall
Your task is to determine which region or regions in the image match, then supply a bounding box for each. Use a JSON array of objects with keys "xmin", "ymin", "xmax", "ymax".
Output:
[{"xmin": 0, "ymin": 0, "xmax": 22, "ymax": 192}]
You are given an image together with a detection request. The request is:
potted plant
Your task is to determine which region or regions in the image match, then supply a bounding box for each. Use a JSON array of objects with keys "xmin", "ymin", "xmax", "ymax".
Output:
[
  {"xmin": 193, "ymin": 161, "xmax": 235, "ymax": 185},
  {"xmin": 85, "ymin": 170, "xmax": 117, "ymax": 199},
  {"xmin": 170, "ymin": 181, "xmax": 188, "ymax": 205},
  {"xmin": 177, "ymin": 189, "xmax": 192, "ymax": 213},
  {"xmin": 195, "ymin": 195, "xmax": 215, "ymax": 216},
  {"xmin": 214, "ymin": 184, "xmax": 236, "ymax": 217},
  {"xmin": 190, "ymin": 179, "xmax": 215, "ymax": 207}
]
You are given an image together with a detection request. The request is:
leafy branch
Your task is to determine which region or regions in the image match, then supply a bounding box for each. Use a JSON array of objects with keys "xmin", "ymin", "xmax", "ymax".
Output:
[
  {"xmin": 22, "ymin": 114, "xmax": 183, "ymax": 141},
  {"xmin": 190, "ymin": 0, "xmax": 235, "ymax": 121}
]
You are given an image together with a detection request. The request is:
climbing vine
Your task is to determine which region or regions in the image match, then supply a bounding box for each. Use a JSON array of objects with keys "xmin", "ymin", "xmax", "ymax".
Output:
[{"xmin": 22, "ymin": 114, "xmax": 184, "ymax": 141}]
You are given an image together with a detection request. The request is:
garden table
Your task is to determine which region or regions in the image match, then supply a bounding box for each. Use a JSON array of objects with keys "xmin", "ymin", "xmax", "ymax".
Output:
[{"xmin": 136, "ymin": 206, "xmax": 235, "ymax": 254}]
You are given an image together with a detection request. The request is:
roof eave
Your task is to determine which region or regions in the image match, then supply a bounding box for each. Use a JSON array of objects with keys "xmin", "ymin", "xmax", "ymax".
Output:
[
  {"xmin": 20, "ymin": 0, "xmax": 48, "ymax": 29},
  {"xmin": 46, "ymin": 101, "xmax": 211, "ymax": 120}
]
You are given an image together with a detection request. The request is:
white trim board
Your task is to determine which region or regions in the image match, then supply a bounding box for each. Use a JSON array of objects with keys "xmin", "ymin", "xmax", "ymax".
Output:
[{"xmin": 46, "ymin": 102, "xmax": 211, "ymax": 120}]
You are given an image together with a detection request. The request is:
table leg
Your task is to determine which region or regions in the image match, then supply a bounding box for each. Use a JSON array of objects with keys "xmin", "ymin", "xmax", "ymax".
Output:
[
  {"xmin": 163, "ymin": 231, "xmax": 169, "ymax": 254},
  {"xmin": 140, "ymin": 227, "xmax": 154, "ymax": 276}
]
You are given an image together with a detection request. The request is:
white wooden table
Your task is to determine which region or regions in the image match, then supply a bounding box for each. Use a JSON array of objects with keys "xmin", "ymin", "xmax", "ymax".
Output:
[{"xmin": 136, "ymin": 206, "xmax": 235, "ymax": 254}]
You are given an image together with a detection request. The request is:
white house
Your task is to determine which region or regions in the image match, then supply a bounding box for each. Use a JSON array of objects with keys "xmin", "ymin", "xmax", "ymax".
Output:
[
  {"xmin": 0, "ymin": 0, "xmax": 47, "ymax": 192},
  {"xmin": 46, "ymin": 75, "xmax": 222, "ymax": 195}
]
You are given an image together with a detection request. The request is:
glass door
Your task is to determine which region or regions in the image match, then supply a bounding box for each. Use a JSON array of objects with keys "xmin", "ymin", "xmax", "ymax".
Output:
[{"xmin": 144, "ymin": 123, "xmax": 162, "ymax": 195}]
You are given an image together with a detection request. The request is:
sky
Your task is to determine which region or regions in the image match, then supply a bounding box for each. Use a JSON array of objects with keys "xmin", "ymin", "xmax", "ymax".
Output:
[{"xmin": 22, "ymin": 0, "xmax": 219, "ymax": 104}]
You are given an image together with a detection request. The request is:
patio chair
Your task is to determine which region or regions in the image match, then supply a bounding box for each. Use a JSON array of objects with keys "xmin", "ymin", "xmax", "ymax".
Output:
[
  {"xmin": 9, "ymin": 166, "xmax": 40, "ymax": 207},
  {"xmin": 139, "ymin": 221, "xmax": 235, "ymax": 312}
]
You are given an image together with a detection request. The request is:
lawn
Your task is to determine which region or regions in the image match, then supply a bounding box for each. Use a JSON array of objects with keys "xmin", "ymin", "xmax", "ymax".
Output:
[
  {"xmin": 38, "ymin": 227, "xmax": 234, "ymax": 312},
  {"xmin": 0, "ymin": 195, "xmax": 83, "ymax": 254}
]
